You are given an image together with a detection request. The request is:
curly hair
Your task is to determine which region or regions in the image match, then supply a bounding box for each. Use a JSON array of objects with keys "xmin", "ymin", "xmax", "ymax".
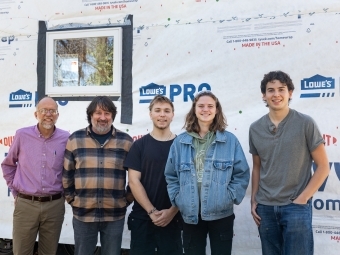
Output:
[{"xmin": 261, "ymin": 71, "xmax": 295, "ymax": 93}]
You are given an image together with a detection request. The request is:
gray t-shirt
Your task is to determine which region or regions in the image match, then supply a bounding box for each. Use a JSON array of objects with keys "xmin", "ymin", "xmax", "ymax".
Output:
[{"xmin": 249, "ymin": 109, "xmax": 324, "ymax": 206}]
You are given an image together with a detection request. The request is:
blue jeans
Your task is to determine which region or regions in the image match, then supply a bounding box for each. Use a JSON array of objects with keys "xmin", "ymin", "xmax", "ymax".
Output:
[
  {"xmin": 73, "ymin": 216, "xmax": 125, "ymax": 255},
  {"xmin": 256, "ymin": 200, "xmax": 313, "ymax": 255}
]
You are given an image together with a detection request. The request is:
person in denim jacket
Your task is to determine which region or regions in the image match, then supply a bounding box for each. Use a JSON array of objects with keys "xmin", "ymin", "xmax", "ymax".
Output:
[{"xmin": 165, "ymin": 91, "xmax": 250, "ymax": 255}]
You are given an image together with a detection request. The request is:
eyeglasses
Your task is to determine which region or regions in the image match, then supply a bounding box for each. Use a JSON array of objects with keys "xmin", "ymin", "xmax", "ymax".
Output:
[{"xmin": 37, "ymin": 109, "xmax": 58, "ymax": 115}]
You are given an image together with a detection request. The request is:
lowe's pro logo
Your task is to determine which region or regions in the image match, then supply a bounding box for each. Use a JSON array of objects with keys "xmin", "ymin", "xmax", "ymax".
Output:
[
  {"xmin": 139, "ymin": 82, "xmax": 211, "ymax": 103},
  {"xmin": 9, "ymin": 89, "xmax": 33, "ymax": 108},
  {"xmin": 300, "ymin": 74, "xmax": 335, "ymax": 98}
]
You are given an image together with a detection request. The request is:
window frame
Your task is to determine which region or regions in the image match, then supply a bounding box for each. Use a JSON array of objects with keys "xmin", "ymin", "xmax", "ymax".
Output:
[{"xmin": 45, "ymin": 27, "xmax": 122, "ymax": 97}]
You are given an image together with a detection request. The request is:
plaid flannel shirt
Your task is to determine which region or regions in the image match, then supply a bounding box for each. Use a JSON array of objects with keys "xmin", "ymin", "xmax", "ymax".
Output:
[{"xmin": 63, "ymin": 126, "xmax": 133, "ymax": 222}]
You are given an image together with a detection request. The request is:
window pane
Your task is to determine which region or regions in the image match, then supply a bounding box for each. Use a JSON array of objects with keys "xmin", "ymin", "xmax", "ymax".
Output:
[{"xmin": 53, "ymin": 36, "xmax": 114, "ymax": 87}]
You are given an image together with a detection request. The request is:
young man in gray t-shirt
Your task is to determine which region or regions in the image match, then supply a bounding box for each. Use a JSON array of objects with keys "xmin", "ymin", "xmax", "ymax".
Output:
[{"xmin": 249, "ymin": 71, "xmax": 330, "ymax": 255}]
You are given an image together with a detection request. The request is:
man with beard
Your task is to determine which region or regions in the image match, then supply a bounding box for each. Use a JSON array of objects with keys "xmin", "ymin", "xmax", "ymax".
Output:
[
  {"xmin": 63, "ymin": 96, "xmax": 133, "ymax": 255},
  {"xmin": 2, "ymin": 97, "xmax": 69, "ymax": 255}
]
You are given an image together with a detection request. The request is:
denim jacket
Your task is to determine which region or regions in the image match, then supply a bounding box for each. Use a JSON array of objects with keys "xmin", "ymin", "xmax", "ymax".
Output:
[{"xmin": 165, "ymin": 130, "xmax": 250, "ymax": 224}]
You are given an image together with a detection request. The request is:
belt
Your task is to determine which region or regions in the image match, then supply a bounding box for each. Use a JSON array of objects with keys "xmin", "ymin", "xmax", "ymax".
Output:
[{"xmin": 18, "ymin": 193, "xmax": 62, "ymax": 202}]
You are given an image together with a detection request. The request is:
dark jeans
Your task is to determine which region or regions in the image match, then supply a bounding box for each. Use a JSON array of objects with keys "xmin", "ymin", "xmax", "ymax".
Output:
[
  {"xmin": 182, "ymin": 214, "xmax": 235, "ymax": 255},
  {"xmin": 127, "ymin": 216, "xmax": 183, "ymax": 255}
]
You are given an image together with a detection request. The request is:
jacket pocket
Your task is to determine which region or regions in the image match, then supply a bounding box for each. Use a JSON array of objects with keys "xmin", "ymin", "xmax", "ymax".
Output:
[
  {"xmin": 212, "ymin": 160, "xmax": 232, "ymax": 185},
  {"xmin": 176, "ymin": 163, "xmax": 193, "ymax": 215},
  {"xmin": 178, "ymin": 163, "xmax": 192, "ymax": 185}
]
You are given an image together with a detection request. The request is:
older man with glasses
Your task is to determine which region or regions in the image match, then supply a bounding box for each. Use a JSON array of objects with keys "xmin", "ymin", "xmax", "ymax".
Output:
[{"xmin": 1, "ymin": 96, "xmax": 69, "ymax": 255}]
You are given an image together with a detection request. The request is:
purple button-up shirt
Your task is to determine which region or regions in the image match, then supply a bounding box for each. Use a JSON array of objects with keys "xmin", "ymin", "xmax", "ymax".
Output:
[{"xmin": 1, "ymin": 125, "xmax": 69, "ymax": 197}]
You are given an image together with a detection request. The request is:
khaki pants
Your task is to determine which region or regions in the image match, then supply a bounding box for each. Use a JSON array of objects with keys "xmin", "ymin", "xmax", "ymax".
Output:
[{"xmin": 13, "ymin": 196, "xmax": 65, "ymax": 255}]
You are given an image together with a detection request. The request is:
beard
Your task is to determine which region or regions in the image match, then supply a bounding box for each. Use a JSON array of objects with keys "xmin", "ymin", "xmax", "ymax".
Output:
[
  {"xmin": 42, "ymin": 123, "xmax": 54, "ymax": 129},
  {"xmin": 37, "ymin": 117, "xmax": 55, "ymax": 130},
  {"xmin": 92, "ymin": 121, "xmax": 112, "ymax": 134}
]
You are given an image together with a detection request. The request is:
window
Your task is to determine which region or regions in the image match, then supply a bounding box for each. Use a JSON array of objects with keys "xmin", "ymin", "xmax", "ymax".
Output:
[{"xmin": 45, "ymin": 28, "xmax": 122, "ymax": 97}]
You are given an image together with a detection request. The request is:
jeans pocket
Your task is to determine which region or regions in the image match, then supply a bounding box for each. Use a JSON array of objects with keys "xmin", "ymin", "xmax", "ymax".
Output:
[
  {"xmin": 292, "ymin": 202, "xmax": 309, "ymax": 208},
  {"xmin": 127, "ymin": 216, "xmax": 137, "ymax": 231},
  {"xmin": 292, "ymin": 198, "xmax": 312, "ymax": 208}
]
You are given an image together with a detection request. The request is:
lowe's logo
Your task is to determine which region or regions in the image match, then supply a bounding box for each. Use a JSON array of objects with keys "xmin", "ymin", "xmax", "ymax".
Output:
[
  {"xmin": 300, "ymin": 74, "xmax": 335, "ymax": 98},
  {"xmin": 9, "ymin": 89, "xmax": 33, "ymax": 108},
  {"xmin": 139, "ymin": 83, "xmax": 166, "ymax": 103},
  {"xmin": 139, "ymin": 82, "xmax": 211, "ymax": 103}
]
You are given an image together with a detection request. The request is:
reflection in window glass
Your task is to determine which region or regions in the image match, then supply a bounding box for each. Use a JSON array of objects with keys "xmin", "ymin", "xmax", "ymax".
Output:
[{"xmin": 53, "ymin": 37, "xmax": 114, "ymax": 87}]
